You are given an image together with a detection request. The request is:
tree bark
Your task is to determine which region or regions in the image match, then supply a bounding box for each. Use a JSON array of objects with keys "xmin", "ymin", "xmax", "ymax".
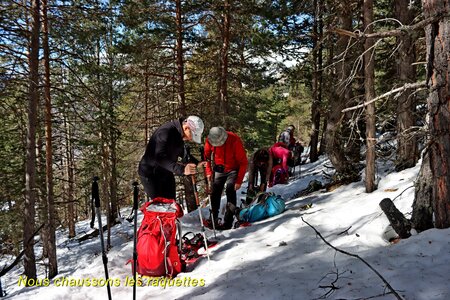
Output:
[
  {"xmin": 64, "ymin": 114, "xmax": 76, "ymax": 238},
  {"xmin": 23, "ymin": 0, "xmax": 40, "ymax": 281},
  {"xmin": 310, "ymin": 0, "xmax": 322, "ymax": 163},
  {"xmin": 363, "ymin": 0, "xmax": 377, "ymax": 192},
  {"xmin": 325, "ymin": 2, "xmax": 358, "ymax": 181},
  {"xmin": 109, "ymin": 134, "xmax": 119, "ymax": 225},
  {"xmin": 101, "ymin": 136, "xmax": 112, "ymax": 248},
  {"xmin": 395, "ymin": 0, "xmax": 418, "ymax": 171},
  {"xmin": 411, "ymin": 152, "xmax": 434, "ymax": 232},
  {"xmin": 42, "ymin": 0, "xmax": 58, "ymax": 278},
  {"xmin": 183, "ymin": 176, "xmax": 197, "ymax": 213},
  {"xmin": 175, "ymin": 0, "xmax": 186, "ymax": 116},
  {"xmin": 218, "ymin": 0, "xmax": 231, "ymax": 126},
  {"xmin": 422, "ymin": 0, "xmax": 450, "ymax": 228},
  {"xmin": 144, "ymin": 62, "xmax": 150, "ymax": 142}
]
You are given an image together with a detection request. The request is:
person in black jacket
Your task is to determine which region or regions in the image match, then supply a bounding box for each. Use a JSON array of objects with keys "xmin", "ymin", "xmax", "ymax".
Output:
[
  {"xmin": 138, "ymin": 116, "xmax": 204, "ymax": 200},
  {"xmin": 247, "ymin": 148, "xmax": 273, "ymax": 193}
]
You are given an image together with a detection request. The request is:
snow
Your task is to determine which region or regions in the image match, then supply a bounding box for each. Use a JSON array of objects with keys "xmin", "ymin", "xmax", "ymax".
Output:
[{"xmin": 2, "ymin": 156, "xmax": 450, "ymax": 300}]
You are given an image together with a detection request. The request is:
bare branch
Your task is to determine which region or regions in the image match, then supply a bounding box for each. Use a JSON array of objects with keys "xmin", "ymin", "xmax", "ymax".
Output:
[
  {"xmin": 342, "ymin": 81, "xmax": 427, "ymax": 113},
  {"xmin": 331, "ymin": 14, "xmax": 447, "ymax": 40},
  {"xmin": 364, "ymin": 14, "xmax": 445, "ymax": 39},
  {"xmin": 302, "ymin": 217, "xmax": 404, "ymax": 300}
]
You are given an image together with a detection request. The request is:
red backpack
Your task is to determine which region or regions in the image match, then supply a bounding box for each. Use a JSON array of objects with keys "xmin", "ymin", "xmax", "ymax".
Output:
[{"xmin": 135, "ymin": 198, "xmax": 184, "ymax": 278}]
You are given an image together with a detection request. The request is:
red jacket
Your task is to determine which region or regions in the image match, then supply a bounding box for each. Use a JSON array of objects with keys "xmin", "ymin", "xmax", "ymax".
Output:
[{"xmin": 204, "ymin": 131, "xmax": 248, "ymax": 185}]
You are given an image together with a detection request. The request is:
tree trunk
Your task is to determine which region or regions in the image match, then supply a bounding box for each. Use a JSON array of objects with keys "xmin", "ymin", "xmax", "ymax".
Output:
[
  {"xmin": 310, "ymin": 0, "xmax": 322, "ymax": 163},
  {"xmin": 363, "ymin": 0, "xmax": 377, "ymax": 192},
  {"xmin": 319, "ymin": 117, "xmax": 327, "ymax": 155},
  {"xmin": 101, "ymin": 137, "xmax": 112, "ymax": 248},
  {"xmin": 23, "ymin": 0, "xmax": 40, "ymax": 281},
  {"xmin": 175, "ymin": 0, "xmax": 186, "ymax": 116},
  {"xmin": 422, "ymin": 0, "xmax": 450, "ymax": 228},
  {"xmin": 325, "ymin": 2, "xmax": 358, "ymax": 181},
  {"xmin": 411, "ymin": 151, "xmax": 434, "ymax": 232},
  {"xmin": 42, "ymin": 0, "xmax": 58, "ymax": 278},
  {"xmin": 64, "ymin": 114, "xmax": 76, "ymax": 238},
  {"xmin": 183, "ymin": 176, "xmax": 197, "ymax": 213},
  {"xmin": 144, "ymin": 62, "xmax": 149, "ymax": 142},
  {"xmin": 395, "ymin": 0, "xmax": 418, "ymax": 171},
  {"xmin": 175, "ymin": 0, "xmax": 196, "ymax": 210},
  {"xmin": 37, "ymin": 124, "xmax": 47, "ymax": 259},
  {"xmin": 109, "ymin": 136, "xmax": 119, "ymax": 224},
  {"xmin": 319, "ymin": 38, "xmax": 332, "ymax": 157},
  {"xmin": 218, "ymin": 0, "xmax": 231, "ymax": 126}
]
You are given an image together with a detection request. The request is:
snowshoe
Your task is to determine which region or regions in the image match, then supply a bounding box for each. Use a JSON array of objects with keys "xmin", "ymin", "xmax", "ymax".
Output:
[{"xmin": 180, "ymin": 232, "xmax": 218, "ymax": 263}]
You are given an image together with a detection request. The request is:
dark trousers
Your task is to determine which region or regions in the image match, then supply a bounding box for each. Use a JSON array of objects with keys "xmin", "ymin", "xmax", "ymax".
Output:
[
  {"xmin": 254, "ymin": 167, "xmax": 268, "ymax": 191},
  {"xmin": 210, "ymin": 170, "xmax": 238, "ymax": 227},
  {"xmin": 140, "ymin": 166, "xmax": 176, "ymax": 200}
]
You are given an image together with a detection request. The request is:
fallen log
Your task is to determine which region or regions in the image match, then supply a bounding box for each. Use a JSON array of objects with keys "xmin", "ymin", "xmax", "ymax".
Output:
[
  {"xmin": 0, "ymin": 223, "xmax": 45, "ymax": 277},
  {"xmin": 77, "ymin": 224, "xmax": 108, "ymax": 243},
  {"xmin": 379, "ymin": 198, "xmax": 411, "ymax": 239}
]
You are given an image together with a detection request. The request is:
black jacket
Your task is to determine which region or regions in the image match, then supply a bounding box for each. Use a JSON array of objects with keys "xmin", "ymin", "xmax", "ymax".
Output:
[{"xmin": 138, "ymin": 118, "xmax": 186, "ymax": 177}]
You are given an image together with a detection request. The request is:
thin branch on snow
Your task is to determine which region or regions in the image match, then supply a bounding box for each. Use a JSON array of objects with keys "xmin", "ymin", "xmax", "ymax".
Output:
[
  {"xmin": 337, "ymin": 226, "xmax": 352, "ymax": 236},
  {"xmin": 302, "ymin": 218, "xmax": 404, "ymax": 300},
  {"xmin": 316, "ymin": 268, "xmax": 349, "ymax": 299}
]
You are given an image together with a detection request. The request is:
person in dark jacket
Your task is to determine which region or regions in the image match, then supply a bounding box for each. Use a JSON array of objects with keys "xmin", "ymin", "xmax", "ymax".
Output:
[
  {"xmin": 247, "ymin": 148, "xmax": 273, "ymax": 193},
  {"xmin": 278, "ymin": 125, "xmax": 296, "ymax": 150},
  {"xmin": 138, "ymin": 116, "xmax": 204, "ymax": 200},
  {"xmin": 204, "ymin": 126, "xmax": 248, "ymax": 229},
  {"xmin": 278, "ymin": 124, "xmax": 304, "ymax": 169}
]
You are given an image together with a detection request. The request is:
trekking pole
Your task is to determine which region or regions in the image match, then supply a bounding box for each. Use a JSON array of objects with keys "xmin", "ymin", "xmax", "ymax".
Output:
[
  {"xmin": 203, "ymin": 170, "xmax": 217, "ymax": 239},
  {"xmin": 132, "ymin": 181, "xmax": 139, "ymax": 300},
  {"xmin": 90, "ymin": 186, "xmax": 96, "ymax": 229},
  {"xmin": 0, "ymin": 276, "xmax": 4, "ymax": 297},
  {"xmin": 191, "ymin": 174, "xmax": 210, "ymax": 261},
  {"xmin": 200, "ymin": 148, "xmax": 217, "ymax": 239},
  {"xmin": 92, "ymin": 176, "xmax": 112, "ymax": 300}
]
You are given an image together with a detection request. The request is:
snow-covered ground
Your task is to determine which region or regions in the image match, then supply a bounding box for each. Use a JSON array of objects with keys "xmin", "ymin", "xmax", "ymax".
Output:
[{"xmin": 2, "ymin": 157, "xmax": 450, "ymax": 300}]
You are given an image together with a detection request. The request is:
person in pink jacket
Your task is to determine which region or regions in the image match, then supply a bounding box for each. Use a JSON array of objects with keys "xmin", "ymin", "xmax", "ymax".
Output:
[{"xmin": 269, "ymin": 142, "xmax": 291, "ymax": 187}]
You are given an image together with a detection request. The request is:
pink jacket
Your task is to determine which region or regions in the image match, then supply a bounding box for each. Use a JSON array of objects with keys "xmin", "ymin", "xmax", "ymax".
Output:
[{"xmin": 270, "ymin": 143, "xmax": 291, "ymax": 172}]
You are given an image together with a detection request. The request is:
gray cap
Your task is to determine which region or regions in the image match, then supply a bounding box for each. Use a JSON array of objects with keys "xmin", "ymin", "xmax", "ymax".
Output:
[{"xmin": 208, "ymin": 127, "xmax": 228, "ymax": 147}]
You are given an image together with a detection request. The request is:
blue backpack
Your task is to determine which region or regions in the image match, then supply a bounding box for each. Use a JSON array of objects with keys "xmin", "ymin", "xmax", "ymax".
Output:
[{"xmin": 239, "ymin": 193, "xmax": 285, "ymax": 223}]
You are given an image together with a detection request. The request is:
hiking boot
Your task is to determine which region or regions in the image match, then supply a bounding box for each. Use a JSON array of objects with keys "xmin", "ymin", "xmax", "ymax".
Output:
[
  {"xmin": 223, "ymin": 203, "xmax": 236, "ymax": 230},
  {"xmin": 203, "ymin": 217, "xmax": 221, "ymax": 230}
]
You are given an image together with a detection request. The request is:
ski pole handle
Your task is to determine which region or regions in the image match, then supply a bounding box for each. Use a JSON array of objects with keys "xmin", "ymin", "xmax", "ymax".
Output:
[
  {"xmin": 92, "ymin": 176, "xmax": 100, "ymax": 208},
  {"xmin": 132, "ymin": 181, "xmax": 139, "ymax": 210}
]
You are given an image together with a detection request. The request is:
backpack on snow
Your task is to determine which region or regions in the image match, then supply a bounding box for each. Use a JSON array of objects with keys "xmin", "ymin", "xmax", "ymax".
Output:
[
  {"xmin": 238, "ymin": 192, "xmax": 285, "ymax": 223},
  {"xmin": 134, "ymin": 197, "xmax": 184, "ymax": 278}
]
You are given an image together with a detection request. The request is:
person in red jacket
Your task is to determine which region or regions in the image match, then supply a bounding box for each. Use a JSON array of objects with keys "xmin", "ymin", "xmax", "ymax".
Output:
[{"xmin": 204, "ymin": 127, "xmax": 248, "ymax": 229}]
